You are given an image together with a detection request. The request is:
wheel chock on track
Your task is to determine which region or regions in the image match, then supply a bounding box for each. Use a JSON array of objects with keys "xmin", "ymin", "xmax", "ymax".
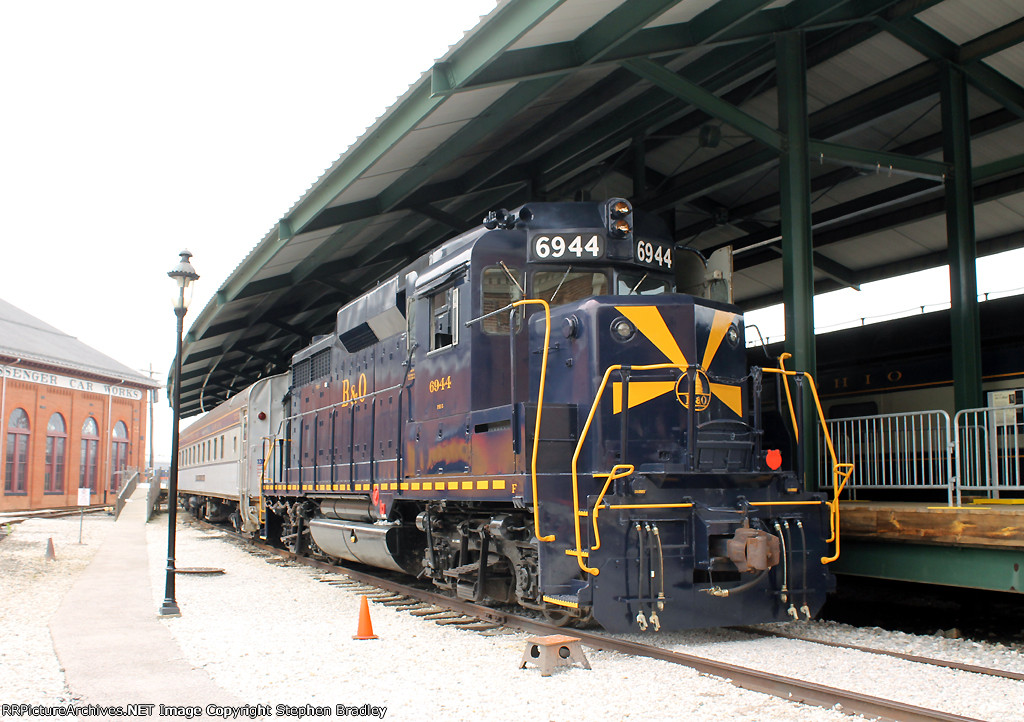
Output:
[{"xmin": 520, "ymin": 635, "xmax": 591, "ymax": 676}]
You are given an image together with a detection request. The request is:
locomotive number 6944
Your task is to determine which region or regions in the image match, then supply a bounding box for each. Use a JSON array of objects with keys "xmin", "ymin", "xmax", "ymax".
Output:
[{"xmin": 178, "ymin": 198, "xmax": 849, "ymax": 634}]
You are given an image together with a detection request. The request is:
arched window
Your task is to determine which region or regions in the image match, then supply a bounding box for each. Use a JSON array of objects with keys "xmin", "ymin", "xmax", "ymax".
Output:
[
  {"xmin": 80, "ymin": 417, "xmax": 99, "ymax": 493},
  {"xmin": 5, "ymin": 408, "xmax": 30, "ymax": 494},
  {"xmin": 110, "ymin": 421, "xmax": 129, "ymax": 492},
  {"xmin": 45, "ymin": 413, "xmax": 67, "ymax": 494}
]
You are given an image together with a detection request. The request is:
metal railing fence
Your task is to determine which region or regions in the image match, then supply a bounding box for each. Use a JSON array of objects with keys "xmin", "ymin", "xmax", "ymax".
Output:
[
  {"xmin": 818, "ymin": 403, "xmax": 1023, "ymax": 505},
  {"xmin": 954, "ymin": 403, "xmax": 1024, "ymax": 501},
  {"xmin": 113, "ymin": 468, "xmax": 141, "ymax": 520},
  {"xmin": 819, "ymin": 411, "xmax": 954, "ymax": 504}
]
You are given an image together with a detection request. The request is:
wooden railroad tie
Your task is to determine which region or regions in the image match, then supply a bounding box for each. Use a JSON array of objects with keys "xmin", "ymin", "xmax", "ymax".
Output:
[{"xmin": 519, "ymin": 634, "xmax": 591, "ymax": 677}]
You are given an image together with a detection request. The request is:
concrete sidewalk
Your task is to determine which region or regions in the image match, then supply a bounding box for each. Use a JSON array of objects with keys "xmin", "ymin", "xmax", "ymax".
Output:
[{"xmin": 49, "ymin": 487, "xmax": 243, "ymax": 718}]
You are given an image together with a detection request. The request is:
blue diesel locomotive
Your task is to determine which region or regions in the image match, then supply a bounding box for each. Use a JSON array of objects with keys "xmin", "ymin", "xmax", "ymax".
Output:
[{"xmin": 197, "ymin": 199, "xmax": 845, "ymax": 633}]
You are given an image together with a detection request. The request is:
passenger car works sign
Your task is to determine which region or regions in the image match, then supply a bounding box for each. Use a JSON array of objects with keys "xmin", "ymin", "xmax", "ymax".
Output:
[{"xmin": 0, "ymin": 364, "xmax": 143, "ymax": 400}]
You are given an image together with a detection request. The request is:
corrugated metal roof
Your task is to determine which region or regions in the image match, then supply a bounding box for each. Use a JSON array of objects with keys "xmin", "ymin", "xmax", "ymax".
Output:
[
  {"xmin": 0, "ymin": 298, "xmax": 159, "ymax": 387},
  {"xmin": 176, "ymin": 0, "xmax": 1024, "ymax": 417}
]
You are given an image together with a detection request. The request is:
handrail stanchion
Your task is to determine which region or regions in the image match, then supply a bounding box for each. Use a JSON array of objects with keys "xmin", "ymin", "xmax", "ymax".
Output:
[
  {"xmin": 759, "ymin": 365, "xmax": 854, "ymax": 565},
  {"xmin": 467, "ymin": 299, "xmax": 554, "ymax": 543}
]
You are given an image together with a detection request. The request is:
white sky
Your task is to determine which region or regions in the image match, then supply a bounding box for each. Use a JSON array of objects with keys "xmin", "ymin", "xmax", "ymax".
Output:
[
  {"xmin": 2, "ymin": 1, "xmax": 1021, "ymax": 465},
  {"xmin": 0, "ymin": 0, "xmax": 498, "ymax": 463}
]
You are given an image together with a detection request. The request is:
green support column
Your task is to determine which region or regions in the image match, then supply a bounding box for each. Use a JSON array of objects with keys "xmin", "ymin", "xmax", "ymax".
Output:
[
  {"xmin": 777, "ymin": 31, "xmax": 818, "ymax": 489},
  {"xmin": 940, "ymin": 66, "xmax": 984, "ymax": 411}
]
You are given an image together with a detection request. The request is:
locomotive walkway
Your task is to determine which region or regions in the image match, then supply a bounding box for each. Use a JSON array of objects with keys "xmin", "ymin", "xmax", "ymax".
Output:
[{"xmin": 48, "ymin": 487, "xmax": 242, "ymax": 718}]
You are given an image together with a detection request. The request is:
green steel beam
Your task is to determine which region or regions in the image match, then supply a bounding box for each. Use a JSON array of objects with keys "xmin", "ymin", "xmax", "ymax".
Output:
[
  {"xmin": 377, "ymin": 77, "xmax": 562, "ymax": 213},
  {"xmin": 807, "ymin": 139, "xmax": 948, "ymax": 178},
  {"xmin": 534, "ymin": 0, "xmax": 847, "ymax": 190},
  {"xmin": 456, "ymin": 0, "xmax": 782, "ymax": 196},
  {"xmin": 426, "ymin": 0, "xmax": 569, "ymax": 95},
  {"xmin": 739, "ymin": 228, "xmax": 1024, "ymax": 311},
  {"xmin": 413, "ymin": 203, "xmax": 476, "ymax": 232},
  {"xmin": 877, "ymin": 16, "xmax": 1024, "ymax": 120},
  {"xmin": 957, "ymin": 16, "xmax": 1024, "ymax": 64},
  {"xmin": 575, "ymin": 0, "xmax": 685, "ymax": 64},
  {"xmin": 433, "ymin": 0, "xmax": 923, "ymax": 96},
  {"xmin": 537, "ymin": 0, "xmax": 926, "ymax": 187},
  {"xmin": 941, "ymin": 65, "xmax": 983, "ymax": 412},
  {"xmin": 434, "ymin": 0, "xmax": 777, "ymax": 95},
  {"xmin": 681, "ymin": 106, "xmax": 1017, "ymax": 244},
  {"xmin": 777, "ymin": 30, "xmax": 818, "ymax": 489},
  {"xmin": 974, "ymin": 151, "xmax": 1024, "ymax": 182},
  {"xmin": 765, "ymin": 242, "xmax": 861, "ymax": 290},
  {"xmin": 834, "ymin": 541, "xmax": 1024, "ymax": 593},
  {"xmin": 285, "ymin": 218, "xmax": 377, "ymax": 292},
  {"xmin": 621, "ymin": 58, "xmax": 783, "ymax": 150}
]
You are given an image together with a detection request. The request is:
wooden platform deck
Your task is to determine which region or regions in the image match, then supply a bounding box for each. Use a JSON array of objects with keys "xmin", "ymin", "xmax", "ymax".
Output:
[
  {"xmin": 834, "ymin": 501, "xmax": 1024, "ymax": 591},
  {"xmin": 839, "ymin": 500, "xmax": 1024, "ymax": 549}
]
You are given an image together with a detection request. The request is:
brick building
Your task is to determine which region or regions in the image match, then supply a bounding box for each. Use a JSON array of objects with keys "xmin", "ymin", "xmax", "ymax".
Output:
[{"xmin": 1, "ymin": 298, "xmax": 159, "ymax": 512}]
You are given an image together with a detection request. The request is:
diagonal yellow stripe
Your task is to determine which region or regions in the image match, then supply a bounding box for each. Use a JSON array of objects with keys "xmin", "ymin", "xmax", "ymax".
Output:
[
  {"xmin": 612, "ymin": 381, "xmax": 676, "ymax": 413},
  {"xmin": 616, "ymin": 306, "xmax": 687, "ymax": 367},
  {"xmin": 710, "ymin": 382, "xmax": 743, "ymax": 417},
  {"xmin": 702, "ymin": 311, "xmax": 736, "ymax": 370}
]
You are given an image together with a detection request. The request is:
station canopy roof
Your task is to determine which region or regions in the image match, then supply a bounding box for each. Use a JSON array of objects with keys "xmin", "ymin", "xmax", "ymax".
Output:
[{"xmin": 176, "ymin": 0, "xmax": 1024, "ymax": 417}]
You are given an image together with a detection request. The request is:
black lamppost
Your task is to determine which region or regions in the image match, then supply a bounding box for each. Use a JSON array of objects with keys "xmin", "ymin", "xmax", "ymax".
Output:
[{"xmin": 159, "ymin": 250, "xmax": 198, "ymax": 617}]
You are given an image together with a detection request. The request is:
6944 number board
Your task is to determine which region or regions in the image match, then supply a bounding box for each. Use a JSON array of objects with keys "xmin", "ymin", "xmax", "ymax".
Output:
[
  {"xmin": 634, "ymin": 238, "xmax": 674, "ymax": 270},
  {"xmin": 529, "ymin": 233, "xmax": 605, "ymax": 262}
]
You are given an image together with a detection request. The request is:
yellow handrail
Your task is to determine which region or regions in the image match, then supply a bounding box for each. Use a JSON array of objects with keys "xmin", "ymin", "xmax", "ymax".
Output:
[
  {"xmin": 760, "ymin": 362, "xmax": 854, "ymax": 564},
  {"xmin": 778, "ymin": 353, "xmax": 800, "ymax": 442},
  {"xmin": 512, "ymin": 299, "xmax": 556, "ymax": 543},
  {"xmin": 568, "ymin": 362, "xmax": 684, "ymax": 575},
  {"xmin": 590, "ymin": 464, "xmax": 634, "ymax": 552}
]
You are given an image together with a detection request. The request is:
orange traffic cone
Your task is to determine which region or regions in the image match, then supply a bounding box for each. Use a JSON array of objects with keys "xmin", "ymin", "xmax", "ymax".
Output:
[
  {"xmin": 45, "ymin": 537, "xmax": 57, "ymax": 561},
  {"xmin": 352, "ymin": 596, "xmax": 378, "ymax": 640}
]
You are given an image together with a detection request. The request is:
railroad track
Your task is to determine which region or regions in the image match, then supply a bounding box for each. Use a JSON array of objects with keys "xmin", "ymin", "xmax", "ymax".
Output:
[
  {"xmin": 0, "ymin": 505, "xmax": 112, "ymax": 526},
  {"xmin": 731, "ymin": 625, "xmax": 1024, "ymax": 683},
  {"xmin": 199, "ymin": 520, "xmax": 996, "ymax": 722}
]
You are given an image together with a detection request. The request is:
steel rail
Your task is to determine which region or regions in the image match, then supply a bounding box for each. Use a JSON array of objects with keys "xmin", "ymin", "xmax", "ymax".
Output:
[
  {"xmin": 732, "ymin": 625, "xmax": 1024, "ymax": 682},
  {"xmin": 212, "ymin": 526, "xmax": 987, "ymax": 722}
]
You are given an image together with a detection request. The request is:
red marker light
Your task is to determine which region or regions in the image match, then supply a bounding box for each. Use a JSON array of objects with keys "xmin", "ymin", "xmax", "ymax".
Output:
[{"xmin": 766, "ymin": 449, "xmax": 782, "ymax": 470}]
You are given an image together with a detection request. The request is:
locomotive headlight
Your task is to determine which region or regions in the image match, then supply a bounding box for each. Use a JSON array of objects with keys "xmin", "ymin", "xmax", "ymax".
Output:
[
  {"xmin": 611, "ymin": 317, "xmax": 635, "ymax": 341},
  {"xmin": 612, "ymin": 219, "xmax": 631, "ymax": 237},
  {"xmin": 726, "ymin": 324, "xmax": 740, "ymax": 348},
  {"xmin": 610, "ymin": 200, "xmax": 631, "ymax": 218}
]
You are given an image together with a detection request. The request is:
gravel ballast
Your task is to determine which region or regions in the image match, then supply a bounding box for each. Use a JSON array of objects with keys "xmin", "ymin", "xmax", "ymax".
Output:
[{"xmin": 2, "ymin": 513, "xmax": 1023, "ymax": 720}]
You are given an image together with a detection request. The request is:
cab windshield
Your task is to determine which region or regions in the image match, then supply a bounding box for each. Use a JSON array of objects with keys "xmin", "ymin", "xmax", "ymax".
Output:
[
  {"xmin": 616, "ymin": 272, "xmax": 672, "ymax": 296},
  {"xmin": 532, "ymin": 269, "xmax": 608, "ymax": 305}
]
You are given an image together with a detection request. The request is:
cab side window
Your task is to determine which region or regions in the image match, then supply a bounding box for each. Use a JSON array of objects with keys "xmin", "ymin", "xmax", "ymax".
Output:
[
  {"xmin": 481, "ymin": 266, "xmax": 522, "ymax": 334},
  {"xmin": 430, "ymin": 286, "xmax": 458, "ymax": 351}
]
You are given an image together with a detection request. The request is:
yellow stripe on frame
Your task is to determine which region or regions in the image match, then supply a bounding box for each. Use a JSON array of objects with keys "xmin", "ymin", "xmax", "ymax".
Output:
[
  {"xmin": 462, "ymin": 481, "xmax": 473, "ymax": 490},
  {"xmin": 448, "ymin": 481, "xmax": 459, "ymax": 491},
  {"xmin": 493, "ymin": 479, "xmax": 506, "ymax": 490},
  {"xmin": 477, "ymin": 480, "xmax": 489, "ymax": 490}
]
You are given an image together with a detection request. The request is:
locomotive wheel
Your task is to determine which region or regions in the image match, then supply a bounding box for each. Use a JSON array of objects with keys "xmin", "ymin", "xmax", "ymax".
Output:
[{"xmin": 541, "ymin": 605, "xmax": 574, "ymax": 627}]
